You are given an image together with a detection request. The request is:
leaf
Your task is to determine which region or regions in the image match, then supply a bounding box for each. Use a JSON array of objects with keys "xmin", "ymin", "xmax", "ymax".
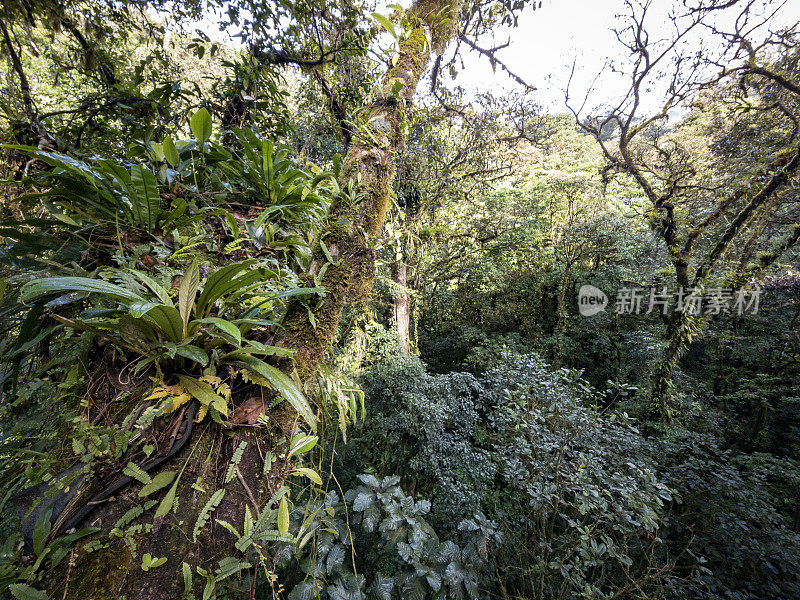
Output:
[
  {"xmin": 356, "ymin": 474, "xmax": 380, "ymax": 489},
  {"xmin": 288, "ymin": 581, "xmax": 320, "ymax": 600},
  {"xmin": 373, "ymin": 12, "xmax": 397, "ymax": 37},
  {"xmin": 139, "ymin": 471, "xmax": 177, "ymax": 497},
  {"xmin": 371, "ymin": 574, "xmax": 394, "ymax": 600},
  {"xmin": 326, "ymin": 543, "xmax": 346, "ymax": 574},
  {"xmin": 163, "ymin": 136, "xmax": 179, "ymax": 166},
  {"xmin": 174, "ymin": 344, "xmax": 209, "ymax": 367},
  {"xmin": 32, "ymin": 508, "xmax": 52, "ymax": 557},
  {"xmin": 194, "ymin": 489, "xmax": 226, "ymax": 541},
  {"xmin": 243, "ymin": 506, "xmax": 253, "ymax": 537},
  {"xmin": 150, "ymin": 142, "xmax": 165, "ymax": 162},
  {"xmin": 154, "ymin": 476, "xmax": 179, "ymax": 518},
  {"xmin": 235, "ymin": 356, "xmax": 316, "ymax": 431},
  {"xmin": 263, "ymin": 138, "xmax": 274, "ymax": 202},
  {"xmin": 287, "ymin": 433, "xmax": 318, "ymax": 459},
  {"xmin": 129, "ymin": 301, "xmax": 161, "ymax": 318},
  {"xmin": 146, "ymin": 382, "xmax": 190, "ymax": 415},
  {"xmin": 178, "ymin": 375, "xmax": 227, "ymax": 416},
  {"xmin": 292, "ymin": 467, "xmax": 322, "ymax": 486},
  {"xmin": 277, "ymin": 496, "xmax": 289, "ymax": 535},
  {"xmin": 215, "ymin": 556, "xmax": 250, "ymax": 582},
  {"xmin": 130, "ymin": 270, "xmax": 173, "ymax": 306},
  {"xmin": 129, "ymin": 165, "xmax": 160, "ymax": 230},
  {"xmin": 224, "ymin": 441, "xmax": 247, "ymax": 484},
  {"xmin": 202, "ymin": 578, "xmax": 216, "ymax": 600},
  {"xmin": 191, "ymin": 317, "xmax": 241, "ymax": 345},
  {"xmin": 21, "ymin": 277, "xmax": 144, "ymax": 304},
  {"xmin": 123, "ymin": 462, "xmax": 152, "ymax": 485},
  {"xmin": 190, "ymin": 108, "xmax": 212, "ymax": 144},
  {"xmin": 9, "ymin": 583, "xmax": 49, "ymax": 600},
  {"xmin": 141, "ymin": 304, "xmax": 184, "ymax": 343},
  {"xmin": 179, "ymin": 262, "xmax": 200, "ymax": 337},
  {"xmin": 195, "ymin": 260, "xmax": 259, "ymax": 318},
  {"xmin": 352, "ymin": 492, "xmax": 374, "ymax": 513},
  {"xmin": 220, "ymin": 341, "xmax": 293, "ymax": 361}
]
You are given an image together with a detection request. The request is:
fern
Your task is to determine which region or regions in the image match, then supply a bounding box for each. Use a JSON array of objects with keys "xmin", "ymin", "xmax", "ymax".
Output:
[
  {"xmin": 112, "ymin": 500, "xmax": 157, "ymax": 532},
  {"xmin": 263, "ymin": 450, "xmax": 275, "ymax": 476},
  {"xmin": 182, "ymin": 562, "xmax": 196, "ymax": 600},
  {"xmin": 224, "ymin": 441, "xmax": 247, "ymax": 484},
  {"xmin": 193, "ymin": 489, "xmax": 226, "ymax": 541},
  {"xmin": 123, "ymin": 462, "xmax": 152, "ymax": 485},
  {"xmin": 8, "ymin": 583, "xmax": 49, "ymax": 600}
]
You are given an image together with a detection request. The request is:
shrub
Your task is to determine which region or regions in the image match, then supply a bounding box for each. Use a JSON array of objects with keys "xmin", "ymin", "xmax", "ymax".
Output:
[{"xmin": 344, "ymin": 352, "xmax": 673, "ymax": 599}]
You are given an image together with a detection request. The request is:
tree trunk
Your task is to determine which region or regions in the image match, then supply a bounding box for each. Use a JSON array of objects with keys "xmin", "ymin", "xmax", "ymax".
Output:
[
  {"xmin": 42, "ymin": 2, "xmax": 460, "ymax": 598},
  {"xmin": 553, "ymin": 261, "xmax": 573, "ymax": 367},
  {"xmin": 393, "ymin": 258, "xmax": 411, "ymax": 354},
  {"xmin": 648, "ymin": 310, "xmax": 700, "ymax": 421}
]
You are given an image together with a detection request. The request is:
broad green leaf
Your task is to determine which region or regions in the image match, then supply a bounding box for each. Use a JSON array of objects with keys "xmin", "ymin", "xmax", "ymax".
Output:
[
  {"xmin": 151, "ymin": 142, "xmax": 165, "ymax": 162},
  {"xmin": 263, "ymin": 138, "xmax": 274, "ymax": 202},
  {"xmin": 190, "ymin": 108, "xmax": 212, "ymax": 144},
  {"xmin": 154, "ymin": 477, "xmax": 179, "ymax": 518},
  {"xmin": 252, "ymin": 286, "xmax": 325, "ymax": 309},
  {"xmin": 163, "ymin": 136, "xmax": 179, "ymax": 166},
  {"xmin": 130, "ymin": 270, "xmax": 173, "ymax": 305},
  {"xmin": 287, "ymin": 433, "xmax": 318, "ymax": 459},
  {"xmin": 177, "ymin": 375, "xmax": 227, "ymax": 416},
  {"xmin": 129, "ymin": 301, "xmax": 160, "ymax": 318},
  {"xmin": 234, "ymin": 356, "xmax": 316, "ymax": 431},
  {"xmin": 130, "ymin": 165, "xmax": 160, "ymax": 231},
  {"xmin": 191, "ymin": 317, "xmax": 242, "ymax": 345},
  {"xmin": 139, "ymin": 471, "xmax": 177, "ymax": 497},
  {"xmin": 141, "ymin": 304, "xmax": 184, "ymax": 343},
  {"xmin": 21, "ymin": 277, "xmax": 144, "ymax": 304},
  {"xmin": 195, "ymin": 260, "xmax": 258, "ymax": 317},
  {"xmin": 220, "ymin": 341, "xmax": 293, "ymax": 362},
  {"xmin": 174, "ymin": 344, "xmax": 209, "ymax": 366},
  {"xmin": 373, "ymin": 12, "xmax": 397, "ymax": 37},
  {"xmin": 277, "ymin": 496, "xmax": 289, "ymax": 534},
  {"xmin": 32, "ymin": 508, "xmax": 53, "ymax": 557},
  {"xmin": 292, "ymin": 467, "xmax": 322, "ymax": 486}
]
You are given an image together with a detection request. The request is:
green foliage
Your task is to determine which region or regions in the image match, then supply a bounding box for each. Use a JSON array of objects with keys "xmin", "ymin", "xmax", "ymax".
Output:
[
  {"xmin": 346, "ymin": 353, "xmax": 672, "ymax": 599},
  {"xmin": 652, "ymin": 431, "xmax": 800, "ymax": 600},
  {"xmin": 7, "ymin": 147, "xmax": 186, "ymax": 234},
  {"xmin": 277, "ymin": 474, "xmax": 499, "ymax": 600},
  {"xmin": 193, "ymin": 489, "xmax": 226, "ymax": 542}
]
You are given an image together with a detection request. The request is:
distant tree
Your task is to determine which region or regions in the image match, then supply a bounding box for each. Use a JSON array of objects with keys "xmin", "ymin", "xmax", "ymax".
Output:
[{"xmin": 568, "ymin": 0, "xmax": 800, "ymax": 419}]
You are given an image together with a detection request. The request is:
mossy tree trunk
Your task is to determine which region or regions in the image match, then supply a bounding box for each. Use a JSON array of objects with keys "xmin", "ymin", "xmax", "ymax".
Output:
[
  {"xmin": 281, "ymin": 0, "xmax": 459, "ymax": 377},
  {"xmin": 46, "ymin": 2, "xmax": 460, "ymax": 598}
]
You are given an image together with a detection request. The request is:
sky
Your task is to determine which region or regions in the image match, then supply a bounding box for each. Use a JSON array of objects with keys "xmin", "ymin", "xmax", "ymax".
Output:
[{"xmin": 450, "ymin": 0, "xmax": 800, "ymax": 115}]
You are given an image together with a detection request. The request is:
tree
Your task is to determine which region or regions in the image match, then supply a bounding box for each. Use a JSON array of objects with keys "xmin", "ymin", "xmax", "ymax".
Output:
[{"xmin": 568, "ymin": 0, "xmax": 800, "ymax": 419}]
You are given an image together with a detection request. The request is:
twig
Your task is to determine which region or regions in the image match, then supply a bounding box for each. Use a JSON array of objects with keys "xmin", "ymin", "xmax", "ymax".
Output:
[{"xmin": 236, "ymin": 465, "xmax": 260, "ymax": 517}]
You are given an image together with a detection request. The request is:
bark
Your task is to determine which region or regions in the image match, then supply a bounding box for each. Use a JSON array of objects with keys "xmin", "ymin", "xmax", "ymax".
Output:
[
  {"xmin": 42, "ymin": 1, "xmax": 460, "ymax": 598},
  {"xmin": 392, "ymin": 258, "xmax": 411, "ymax": 354},
  {"xmin": 553, "ymin": 262, "xmax": 571, "ymax": 367},
  {"xmin": 280, "ymin": 0, "xmax": 458, "ymax": 380}
]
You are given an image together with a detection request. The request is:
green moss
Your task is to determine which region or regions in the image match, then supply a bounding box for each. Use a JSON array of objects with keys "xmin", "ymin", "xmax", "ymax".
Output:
[{"xmin": 54, "ymin": 538, "xmax": 132, "ymax": 600}]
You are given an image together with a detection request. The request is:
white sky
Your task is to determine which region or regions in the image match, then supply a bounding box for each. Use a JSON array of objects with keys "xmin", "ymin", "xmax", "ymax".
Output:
[{"xmin": 451, "ymin": 0, "xmax": 800, "ymax": 114}]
